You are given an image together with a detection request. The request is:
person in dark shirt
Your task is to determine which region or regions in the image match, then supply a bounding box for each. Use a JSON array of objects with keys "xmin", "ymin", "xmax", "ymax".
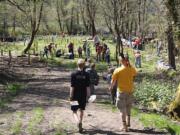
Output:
[{"xmin": 70, "ymin": 59, "xmax": 90, "ymax": 132}]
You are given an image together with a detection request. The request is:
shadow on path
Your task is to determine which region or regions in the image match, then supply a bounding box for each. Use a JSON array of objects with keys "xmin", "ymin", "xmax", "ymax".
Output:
[{"xmin": 129, "ymin": 128, "xmax": 168, "ymax": 134}]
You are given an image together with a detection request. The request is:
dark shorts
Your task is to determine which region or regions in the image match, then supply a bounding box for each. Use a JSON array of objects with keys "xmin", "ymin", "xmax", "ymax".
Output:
[{"xmin": 71, "ymin": 100, "xmax": 86, "ymax": 112}]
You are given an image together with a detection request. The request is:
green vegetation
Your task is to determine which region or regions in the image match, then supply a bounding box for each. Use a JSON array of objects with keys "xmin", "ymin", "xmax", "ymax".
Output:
[
  {"xmin": 11, "ymin": 121, "xmax": 22, "ymax": 135},
  {"xmin": 132, "ymin": 108, "xmax": 180, "ymax": 134},
  {"xmin": 134, "ymin": 77, "xmax": 177, "ymax": 111},
  {"xmin": 10, "ymin": 111, "xmax": 25, "ymax": 135},
  {"xmin": 0, "ymin": 83, "xmax": 25, "ymax": 108},
  {"xmin": 27, "ymin": 107, "xmax": 44, "ymax": 135},
  {"xmin": 98, "ymin": 101, "xmax": 180, "ymax": 135},
  {"xmin": 53, "ymin": 121, "xmax": 75, "ymax": 135},
  {"xmin": 6, "ymin": 83, "xmax": 25, "ymax": 96}
]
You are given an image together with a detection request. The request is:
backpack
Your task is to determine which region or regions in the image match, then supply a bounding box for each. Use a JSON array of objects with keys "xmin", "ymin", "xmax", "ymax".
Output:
[{"xmin": 86, "ymin": 69, "xmax": 99, "ymax": 85}]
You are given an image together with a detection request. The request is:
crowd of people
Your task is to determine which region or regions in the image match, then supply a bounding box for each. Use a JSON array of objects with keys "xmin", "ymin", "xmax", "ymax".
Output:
[
  {"xmin": 41, "ymin": 34, "xmax": 172, "ymax": 133},
  {"xmin": 42, "ymin": 34, "xmax": 145, "ymax": 70},
  {"xmin": 67, "ymin": 34, "xmax": 145, "ymax": 133},
  {"xmin": 42, "ymin": 35, "xmax": 112, "ymax": 65}
]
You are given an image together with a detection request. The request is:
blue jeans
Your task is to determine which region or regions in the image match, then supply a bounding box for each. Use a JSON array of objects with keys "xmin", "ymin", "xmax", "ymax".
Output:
[{"xmin": 135, "ymin": 57, "xmax": 141, "ymax": 68}]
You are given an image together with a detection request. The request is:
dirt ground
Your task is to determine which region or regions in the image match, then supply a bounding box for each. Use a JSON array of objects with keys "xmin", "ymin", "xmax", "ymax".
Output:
[{"xmin": 0, "ymin": 56, "xmax": 168, "ymax": 135}]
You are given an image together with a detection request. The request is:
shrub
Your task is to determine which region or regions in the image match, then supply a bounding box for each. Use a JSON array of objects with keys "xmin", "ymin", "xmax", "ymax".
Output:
[{"xmin": 134, "ymin": 78, "xmax": 176, "ymax": 111}]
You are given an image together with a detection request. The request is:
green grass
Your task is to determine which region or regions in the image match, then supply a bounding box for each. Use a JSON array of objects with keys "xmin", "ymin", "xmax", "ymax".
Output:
[
  {"xmin": 53, "ymin": 122, "xmax": 75, "ymax": 135},
  {"xmin": 0, "ymin": 99, "xmax": 6, "ymax": 108},
  {"xmin": 27, "ymin": 107, "xmax": 44, "ymax": 135},
  {"xmin": 10, "ymin": 111, "xmax": 25, "ymax": 135},
  {"xmin": 0, "ymin": 83, "xmax": 25, "ymax": 109},
  {"xmin": 11, "ymin": 121, "xmax": 22, "ymax": 135},
  {"xmin": 97, "ymin": 100, "xmax": 180, "ymax": 135},
  {"xmin": 131, "ymin": 108, "xmax": 180, "ymax": 134},
  {"xmin": 6, "ymin": 83, "xmax": 25, "ymax": 96}
]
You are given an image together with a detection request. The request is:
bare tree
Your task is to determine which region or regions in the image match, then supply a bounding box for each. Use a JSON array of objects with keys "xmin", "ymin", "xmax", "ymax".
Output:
[
  {"xmin": 165, "ymin": 0, "xmax": 178, "ymax": 69},
  {"xmin": 102, "ymin": 0, "xmax": 126, "ymax": 63},
  {"xmin": 84, "ymin": 0, "xmax": 98, "ymax": 37},
  {"xmin": 7, "ymin": 0, "xmax": 45, "ymax": 54}
]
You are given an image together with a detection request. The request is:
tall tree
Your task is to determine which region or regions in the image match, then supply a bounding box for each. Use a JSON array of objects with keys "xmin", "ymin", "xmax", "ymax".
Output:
[
  {"xmin": 102, "ymin": 0, "xmax": 127, "ymax": 63},
  {"xmin": 7, "ymin": 0, "xmax": 45, "ymax": 54},
  {"xmin": 165, "ymin": 0, "xmax": 178, "ymax": 69},
  {"xmin": 85, "ymin": 0, "xmax": 98, "ymax": 37}
]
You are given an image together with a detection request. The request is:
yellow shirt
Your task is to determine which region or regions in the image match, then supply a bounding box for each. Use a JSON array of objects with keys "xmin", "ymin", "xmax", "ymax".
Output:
[{"xmin": 112, "ymin": 65, "xmax": 137, "ymax": 93}]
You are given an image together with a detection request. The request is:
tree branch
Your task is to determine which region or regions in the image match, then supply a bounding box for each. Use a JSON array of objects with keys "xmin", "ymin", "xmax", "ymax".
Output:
[
  {"xmin": 7, "ymin": 0, "xmax": 26, "ymax": 13},
  {"xmin": 35, "ymin": 1, "xmax": 44, "ymax": 33}
]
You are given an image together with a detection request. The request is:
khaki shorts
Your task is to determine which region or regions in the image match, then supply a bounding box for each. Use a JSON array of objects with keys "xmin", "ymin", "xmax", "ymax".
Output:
[{"xmin": 116, "ymin": 92, "xmax": 133, "ymax": 115}]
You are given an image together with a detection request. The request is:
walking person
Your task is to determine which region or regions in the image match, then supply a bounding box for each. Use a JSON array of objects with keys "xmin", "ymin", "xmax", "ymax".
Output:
[
  {"xmin": 70, "ymin": 59, "xmax": 90, "ymax": 133},
  {"xmin": 134, "ymin": 50, "xmax": 141, "ymax": 68},
  {"xmin": 106, "ymin": 68, "xmax": 117, "ymax": 105},
  {"xmin": 77, "ymin": 46, "xmax": 83, "ymax": 58},
  {"xmin": 105, "ymin": 47, "xmax": 111, "ymax": 65},
  {"xmin": 109, "ymin": 54, "xmax": 137, "ymax": 132},
  {"xmin": 43, "ymin": 46, "xmax": 48, "ymax": 58},
  {"xmin": 86, "ymin": 63, "xmax": 99, "ymax": 95}
]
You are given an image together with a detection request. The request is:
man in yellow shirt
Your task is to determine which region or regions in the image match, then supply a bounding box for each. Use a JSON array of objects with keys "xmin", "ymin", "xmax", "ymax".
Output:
[{"xmin": 110, "ymin": 54, "xmax": 137, "ymax": 132}]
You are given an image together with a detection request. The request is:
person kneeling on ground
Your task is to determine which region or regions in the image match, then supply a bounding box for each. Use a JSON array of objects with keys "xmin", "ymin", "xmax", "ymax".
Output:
[
  {"xmin": 70, "ymin": 59, "xmax": 90, "ymax": 133},
  {"xmin": 109, "ymin": 54, "xmax": 137, "ymax": 132},
  {"xmin": 56, "ymin": 49, "xmax": 62, "ymax": 57}
]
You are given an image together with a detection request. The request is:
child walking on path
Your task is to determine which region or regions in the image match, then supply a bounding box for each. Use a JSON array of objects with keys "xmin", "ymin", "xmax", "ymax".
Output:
[
  {"xmin": 134, "ymin": 50, "xmax": 141, "ymax": 68},
  {"xmin": 106, "ymin": 68, "xmax": 117, "ymax": 105},
  {"xmin": 86, "ymin": 63, "xmax": 99, "ymax": 95}
]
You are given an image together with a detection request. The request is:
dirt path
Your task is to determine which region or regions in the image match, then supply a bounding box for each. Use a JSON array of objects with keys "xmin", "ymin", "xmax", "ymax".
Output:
[{"xmin": 0, "ymin": 59, "xmax": 168, "ymax": 135}]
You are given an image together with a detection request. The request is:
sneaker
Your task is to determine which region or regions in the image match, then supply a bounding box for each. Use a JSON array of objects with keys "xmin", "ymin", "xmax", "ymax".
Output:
[
  {"xmin": 120, "ymin": 122, "xmax": 128, "ymax": 132},
  {"xmin": 78, "ymin": 123, "xmax": 83, "ymax": 133},
  {"xmin": 120, "ymin": 126, "xmax": 128, "ymax": 132}
]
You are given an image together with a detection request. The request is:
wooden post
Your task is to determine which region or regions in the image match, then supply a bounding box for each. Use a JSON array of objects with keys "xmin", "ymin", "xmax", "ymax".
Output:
[
  {"xmin": 33, "ymin": 48, "xmax": 36, "ymax": 55},
  {"xmin": 40, "ymin": 51, "xmax": 43, "ymax": 60},
  {"xmin": 1, "ymin": 50, "xmax": 3, "ymax": 56},
  {"xmin": 8, "ymin": 50, "xmax": 12, "ymax": 66},
  {"xmin": 28, "ymin": 51, "xmax": 31, "ymax": 65}
]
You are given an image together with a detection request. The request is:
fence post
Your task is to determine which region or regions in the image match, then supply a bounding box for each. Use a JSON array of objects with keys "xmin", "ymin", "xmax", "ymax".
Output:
[
  {"xmin": 8, "ymin": 50, "xmax": 12, "ymax": 67},
  {"xmin": 28, "ymin": 51, "xmax": 31, "ymax": 65},
  {"xmin": 33, "ymin": 48, "xmax": 36, "ymax": 55},
  {"xmin": 1, "ymin": 50, "xmax": 3, "ymax": 56}
]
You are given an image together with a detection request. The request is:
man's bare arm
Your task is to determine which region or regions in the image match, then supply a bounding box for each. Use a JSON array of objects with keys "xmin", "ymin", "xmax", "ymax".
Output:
[
  {"xmin": 109, "ymin": 80, "xmax": 116, "ymax": 92},
  {"xmin": 70, "ymin": 87, "xmax": 74, "ymax": 101},
  {"xmin": 87, "ymin": 87, "xmax": 90, "ymax": 97}
]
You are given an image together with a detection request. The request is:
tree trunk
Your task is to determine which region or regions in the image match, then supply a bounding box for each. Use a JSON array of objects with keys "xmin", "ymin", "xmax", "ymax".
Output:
[
  {"xmin": 137, "ymin": 0, "xmax": 141, "ymax": 36},
  {"xmin": 24, "ymin": 1, "xmax": 44, "ymax": 53},
  {"xmin": 141, "ymin": 0, "xmax": 146, "ymax": 38},
  {"xmin": 70, "ymin": 7, "xmax": 74, "ymax": 34},
  {"xmin": 91, "ymin": 20, "xmax": 96, "ymax": 37},
  {"xmin": 56, "ymin": 0, "xmax": 63, "ymax": 32},
  {"xmin": 24, "ymin": 31, "xmax": 36, "ymax": 54},
  {"xmin": 167, "ymin": 24, "xmax": 176, "ymax": 69}
]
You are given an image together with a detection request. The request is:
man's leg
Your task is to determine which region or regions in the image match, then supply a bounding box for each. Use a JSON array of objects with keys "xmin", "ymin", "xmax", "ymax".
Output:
[
  {"xmin": 120, "ymin": 111, "xmax": 128, "ymax": 131},
  {"xmin": 73, "ymin": 111, "xmax": 79, "ymax": 124},
  {"xmin": 78, "ymin": 110, "xmax": 84, "ymax": 132},
  {"xmin": 126, "ymin": 95, "xmax": 133, "ymax": 127},
  {"xmin": 79, "ymin": 110, "xmax": 84, "ymax": 124}
]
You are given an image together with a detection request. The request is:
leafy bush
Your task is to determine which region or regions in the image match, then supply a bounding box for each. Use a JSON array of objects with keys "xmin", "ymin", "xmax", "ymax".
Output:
[{"xmin": 134, "ymin": 78, "xmax": 176, "ymax": 111}]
